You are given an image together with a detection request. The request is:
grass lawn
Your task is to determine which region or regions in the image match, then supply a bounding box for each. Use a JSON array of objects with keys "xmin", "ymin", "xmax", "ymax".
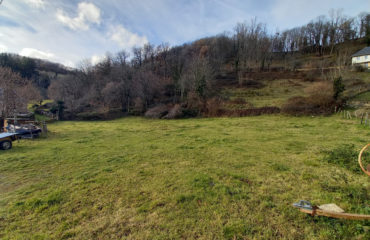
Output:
[{"xmin": 0, "ymin": 115, "xmax": 369, "ymax": 239}]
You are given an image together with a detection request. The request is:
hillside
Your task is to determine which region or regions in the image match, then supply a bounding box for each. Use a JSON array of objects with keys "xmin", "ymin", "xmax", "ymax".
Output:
[
  {"xmin": 0, "ymin": 53, "xmax": 73, "ymax": 97},
  {"xmin": 218, "ymin": 69, "xmax": 370, "ymax": 111},
  {"xmin": 1, "ymin": 11, "xmax": 370, "ymax": 120}
]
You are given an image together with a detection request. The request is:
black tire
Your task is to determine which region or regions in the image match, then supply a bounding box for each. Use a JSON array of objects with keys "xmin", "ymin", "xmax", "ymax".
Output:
[{"xmin": 1, "ymin": 140, "xmax": 12, "ymax": 150}]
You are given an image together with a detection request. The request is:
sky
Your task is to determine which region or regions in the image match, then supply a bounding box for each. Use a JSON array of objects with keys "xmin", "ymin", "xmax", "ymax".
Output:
[{"xmin": 0, "ymin": 0, "xmax": 369, "ymax": 68}]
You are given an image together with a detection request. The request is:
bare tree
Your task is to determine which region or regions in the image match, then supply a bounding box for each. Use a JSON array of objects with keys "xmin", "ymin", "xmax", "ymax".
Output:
[
  {"xmin": 133, "ymin": 70, "xmax": 162, "ymax": 110},
  {"xmin": 112, "ymin": 50, "xmax": 132, "ymax": 112},
  {"xmin": 357, "ymin": 12, "xmax": 370, "ymax": 38},
  {"xmin": 132, "ymin": 47, "xmax": 143, "ymax": 68},
  {"xmin": 180, "ymin": 56, "xmax": 214, "ymax": 107},
  {"xmin": 0, "ymin": 67, "xmax": 39, "ymax": 117},
  {"xmin": 328, "ymin": 9, "xmax": 343, "ymax": 54},
  {"xmin": 102, "ymin": 81, "xmax": 127, "ymax": 110},
  {"xmin": 48, "ymin": 74, "xmax": 86, "ymax": 113}
]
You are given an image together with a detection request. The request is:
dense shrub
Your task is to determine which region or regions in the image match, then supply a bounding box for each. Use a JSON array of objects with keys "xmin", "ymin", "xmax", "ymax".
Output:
[
  {"xmin": 282, "ymin": 96, "xmax": 335, "ymax": 115},
  {"xmin": 65, "ymin": 109, "xmax": 124, "ymax": 121},
  {"xmin": 305, "ymin": 81, "xmax": 333, "ymax": 97},
  {"xmin": 322, "ymin": 144, "xmax": 360, "ymax": 173},
  {"xmin": 75, "ymin": 112, "xmax": 103, "ymax": 121},
  {"xmin": 181, "ymin": 108, "xmax": 199, "ymax": 118},
  {"xmin": 229, "ymin": 98, "xmax": 246, "ymax": 104},
  {"xmin": 283, "ymin": 81, "xmax": 336, "ymax": 115},
  {"xmin": 203, "ymin": 98, "xmax": 278, "ymax": 117},
  {"xmin": 353, "ymin": 64, "xmax": 365, "ymax": 72},
  {"xmin": 227, "ymin": 107, "xmax": 280, "ymax": 117},
  {"xmin": 163, "ymin": 104, "xmax": 183, "ymax": 119},
  {"xmin": 242, "ymin": 80, "xmax": 265, "ymax": 89},
  {"xmin": 303, "ymin": 70, "xmax": 320, "ymax": 82},
  {"xmin": 144, "ymin": 104, "xmax": 170, "ymax": 118},
  {"xmin": 282, "ymin": 96, "xmax": 309, "ymax": 115},
  {"xmin": 131, "ymin": 98, "xmax": 145, "ymax": 115},
  {"xmin": 292, "ymin": 60, "xmax": 302, "ymax": 71},
  {"xmin": 185, "ymin": 92, "xmax": 203, "ymax": 112},
  {"xmin": 333, "ymin": 76, "xmax": 345, "ymax": 100},
  {"xmin": 205, "ymin": 98, "xmax": 224, "ymax": 117}
]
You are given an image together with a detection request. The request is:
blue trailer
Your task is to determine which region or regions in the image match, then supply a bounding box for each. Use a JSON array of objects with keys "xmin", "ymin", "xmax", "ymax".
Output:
[{"xmin": 0, "ymin": 132, "xmax": 17, "ymax": 150}]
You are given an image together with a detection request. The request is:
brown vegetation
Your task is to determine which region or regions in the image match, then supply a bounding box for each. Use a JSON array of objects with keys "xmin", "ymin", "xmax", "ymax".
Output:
[
  {"xmin": 144, "ymin": 104, "xmax": 170, "ymax": 119},
  {"xmin": 0, "ymin": 67, "xmax": 41, "ymax": 117},
  {"xmin": 282, "ymin": 81, "xmax": 337, "ymax": 115},
  {"xmin": 41, "ymin": 11, "xmax": 369, "ymax": 120}
]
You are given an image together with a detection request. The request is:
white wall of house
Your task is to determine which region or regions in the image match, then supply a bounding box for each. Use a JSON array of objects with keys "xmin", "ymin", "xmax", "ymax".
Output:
[{"xmin": 352, "ymin": 55, "xmax": 370, "ymax": 65}]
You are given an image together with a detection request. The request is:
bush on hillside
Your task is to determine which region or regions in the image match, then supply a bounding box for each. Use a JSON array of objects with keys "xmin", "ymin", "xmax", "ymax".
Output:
[
  {"xmin": 75, "ymin": 112, "xmax": 103, "ymax": 121},
  {"xmin": 333, "ymin": 76, "xmax": 345, "ymax": 100},
  {"xmin": 305, "ymin": 81, "xmax": 332, "ymax": 95},
  {"xmin": 229, "ymin": 107, "xmax": 280, "ymax": 117},
  {"xmin": 292, "ymin": 60, "xmax": 303, "ymax": 71},
  {"xmin": 229, "ymin": 98, "xmax": 247, "ymax": 105},
  {"xmin": 303, "ymin": 70, "xmax": 321, "ymax": 82},
  {"xmin": 163, "ymin": 104, "xmax": 183, "ymax": 119},
  {"xmin": 282, "ymin": 81, "xmax": 336, "ymax": 115},
  {"xmin": 181, "ymin": 108, "xmax": 199, "ymax": 118},
  {"xmin": 205, "ymin": 97, "xmax": 224, "ymax": 117},
  {"xmin": 216, "ymin": 106, "xmax": 280, "ymax": 117},
  {"xmin": 131, "ymin": 98, "xmax": 145, "ymax": 115},
  {"xmin": 144, "ymin": 104, "xmax": 170, "ymax": 118},
  {"xmin": 242, "ymin": 80, "xmax": 265, "ymax": 89},
  {"xmin": 282, "ymin": 96, "xmax": 336, "ymax": 115}
]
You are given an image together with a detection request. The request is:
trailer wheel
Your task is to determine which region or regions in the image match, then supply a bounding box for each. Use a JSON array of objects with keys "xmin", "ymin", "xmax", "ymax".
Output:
[{"xmin": 0, "ymin": 140, "xmax": 12, "ymax": 150}]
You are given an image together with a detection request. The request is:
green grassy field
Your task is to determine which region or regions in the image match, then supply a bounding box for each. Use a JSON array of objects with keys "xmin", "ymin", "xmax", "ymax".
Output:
[{"xmin": 0, "ymin": 116, "xmax": 369, "ymax": 239}]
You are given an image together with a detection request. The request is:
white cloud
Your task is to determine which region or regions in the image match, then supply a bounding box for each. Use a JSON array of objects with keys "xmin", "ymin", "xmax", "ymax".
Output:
[
  {"xmin": 0, "ymin": 44, "xmax": 8, "ymax": 53},
  {"xmin": 23, "ymin": 0, "xmax": 46, "ymax": 9},
  {"xmin": 19, "ymin": 48, "xmax": 54, "ymax": 60},
  {"xmin": 110, "ymin": 25, "xmax": 148, "ymax": 49},
  {"xmin": 19, "ymin": 48, "xmax": 75, "ymax": 68},
  {"xmin": 61, "ymin": 60, "xmax": 75, "ymax": 68},
  {"xmin": 91, "ymin": 54, "xmax": 105, "ymax": 65},
  {"xmin": 56, "ymin": 2, "xmax": 101, "ymax": 31}
]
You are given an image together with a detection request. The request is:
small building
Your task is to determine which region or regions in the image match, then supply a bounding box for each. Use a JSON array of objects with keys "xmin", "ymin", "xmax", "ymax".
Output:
[
  {"xmin": 2, "ymin": 112, "xmax": 35, "ymax": 132},
  {"xmin": 351, "ymin": 47, "xmax": 370, "ymax": 69},
  {"xmin": 5, "ymin": 112, "xmax": 35, "ymax": 125}
]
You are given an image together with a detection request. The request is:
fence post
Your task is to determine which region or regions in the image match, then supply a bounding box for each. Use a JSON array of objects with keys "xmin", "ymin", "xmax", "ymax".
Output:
[{"xmin": 42, "ymin": 121, "xmax": 48, "ymax": 137}]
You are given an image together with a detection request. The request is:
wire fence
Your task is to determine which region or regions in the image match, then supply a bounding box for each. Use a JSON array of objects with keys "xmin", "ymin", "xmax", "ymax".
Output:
[{"xmin": 335, "ymin": 107, "xmax": 370, "ymax": 127}]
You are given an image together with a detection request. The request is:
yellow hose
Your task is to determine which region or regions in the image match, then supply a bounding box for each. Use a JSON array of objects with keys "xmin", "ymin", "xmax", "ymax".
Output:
[{"xmin": 358, "ymin": 143, "xmax": 370, "ymax": 177}]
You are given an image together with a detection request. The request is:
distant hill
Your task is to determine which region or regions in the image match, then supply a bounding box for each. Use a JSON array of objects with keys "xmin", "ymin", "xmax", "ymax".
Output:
[{"xmin": 0, "ymin": 53, "xmax": 73, "ymax": 97}]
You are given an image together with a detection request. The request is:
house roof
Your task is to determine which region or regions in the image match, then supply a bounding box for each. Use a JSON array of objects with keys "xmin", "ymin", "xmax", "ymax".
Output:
[{"xmin": 351, "ymin": 47, "xmax": 370, "ymax": 57}]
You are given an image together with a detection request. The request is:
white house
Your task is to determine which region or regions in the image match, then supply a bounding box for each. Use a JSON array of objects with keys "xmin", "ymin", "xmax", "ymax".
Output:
[{"xmin": 351, "ymin": 47, "xmax": 370, "ymax": 69}]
